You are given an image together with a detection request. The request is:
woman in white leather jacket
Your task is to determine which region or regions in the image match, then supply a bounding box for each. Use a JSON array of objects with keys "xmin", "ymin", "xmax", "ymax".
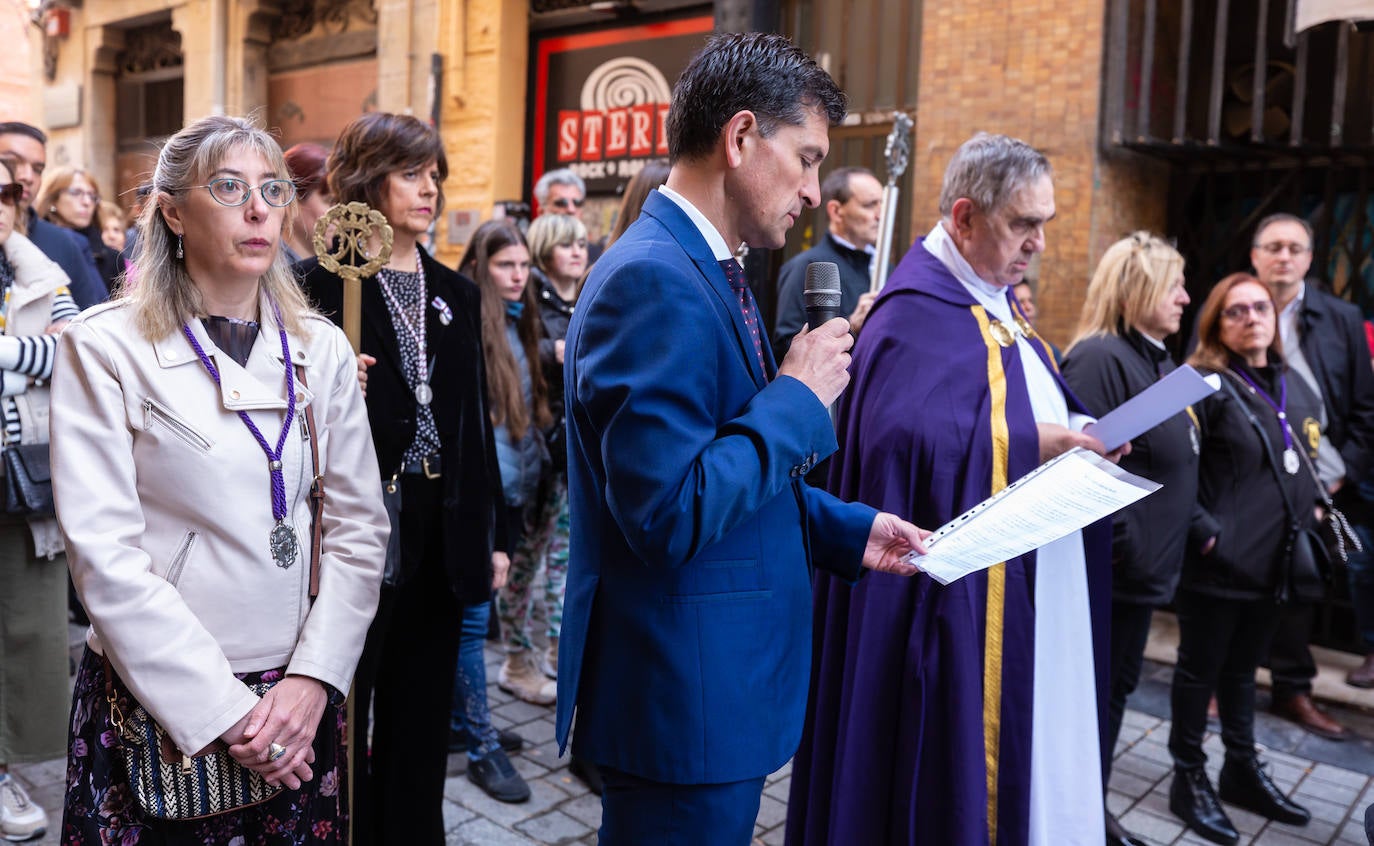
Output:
[
  {"xmin": 0, "ymin": 160, "xmax": 81, "ymax": 844},
  {"xmin": 50, "ymin": 115, "xmax": 388, "ymax": 844}
]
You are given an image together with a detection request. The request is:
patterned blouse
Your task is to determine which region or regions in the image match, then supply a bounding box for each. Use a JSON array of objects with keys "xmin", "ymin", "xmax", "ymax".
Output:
[{"xmin": 377, "ymin": 264, "xmax": 441, "ymax": 469}]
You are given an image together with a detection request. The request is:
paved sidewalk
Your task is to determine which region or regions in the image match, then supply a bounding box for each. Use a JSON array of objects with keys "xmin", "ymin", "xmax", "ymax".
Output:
[{"xmin": 12, "ymin": 644, "xmax": 1374, "ymax": 844}]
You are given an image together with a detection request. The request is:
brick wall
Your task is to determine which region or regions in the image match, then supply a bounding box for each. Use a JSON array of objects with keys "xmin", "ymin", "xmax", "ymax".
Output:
[{"xmin": 910, "ymin": 0, "xmax": 1166, "ymax": 348}]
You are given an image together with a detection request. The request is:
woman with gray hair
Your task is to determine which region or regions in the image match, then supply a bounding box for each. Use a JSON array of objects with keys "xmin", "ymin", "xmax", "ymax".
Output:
[
  {"xmin": 1061, "ymin": 232, "xmax": 1195, "ymax": 846},
  {"xmin": 52, "ymin": 114, "xmax": 388, "ymax": 844}
]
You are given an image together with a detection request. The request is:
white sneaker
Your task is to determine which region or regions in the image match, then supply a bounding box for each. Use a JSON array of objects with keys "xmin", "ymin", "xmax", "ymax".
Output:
[{"xmin": 0, "ymin": 774, "xmax": 48, "ymax": 842}]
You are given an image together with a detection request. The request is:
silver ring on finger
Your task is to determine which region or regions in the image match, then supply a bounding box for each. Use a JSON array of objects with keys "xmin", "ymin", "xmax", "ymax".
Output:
[{"xmin": 268, "ymin": 742, "xmax": 287, "ymax": 762}]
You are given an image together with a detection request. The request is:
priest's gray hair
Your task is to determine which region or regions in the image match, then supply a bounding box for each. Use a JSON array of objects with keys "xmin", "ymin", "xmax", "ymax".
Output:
[{"xmin": 938, "ymin": 132, "xmax": 1052, "ymax": 218}]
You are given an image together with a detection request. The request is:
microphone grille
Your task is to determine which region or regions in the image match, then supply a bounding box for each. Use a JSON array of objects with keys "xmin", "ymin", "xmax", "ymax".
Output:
[{"xmin": 804, "ymin": 261, "xmax": 842, "ymax": 307}]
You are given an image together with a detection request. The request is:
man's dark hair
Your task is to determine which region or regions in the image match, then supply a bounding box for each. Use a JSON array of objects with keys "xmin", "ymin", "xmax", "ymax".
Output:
[
  {"xmin": 667, "ymin": 32, "xmax": 846, "ymax": 164},
  {"xmin": 821, "ymin": 167, "xmax": 873, "ymax": 207},
  {"xmin": 1253, "ymin": 212, "xmax": 1313, "ymax": 247},
  {"xmin": 0, "ymin": 122, "xmax": 47, "ymax": 145}
]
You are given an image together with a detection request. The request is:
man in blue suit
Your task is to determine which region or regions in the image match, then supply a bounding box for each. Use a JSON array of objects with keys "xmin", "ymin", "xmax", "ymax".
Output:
[{"xmin": 556, "ymin": 32, "xmax": 928, "ymax": 844}]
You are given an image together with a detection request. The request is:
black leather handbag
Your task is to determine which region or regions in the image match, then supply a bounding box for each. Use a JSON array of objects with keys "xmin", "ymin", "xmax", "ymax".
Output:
[{"xmin": 3, "ymin": 442, "xmax": 53, "ymax": 517}]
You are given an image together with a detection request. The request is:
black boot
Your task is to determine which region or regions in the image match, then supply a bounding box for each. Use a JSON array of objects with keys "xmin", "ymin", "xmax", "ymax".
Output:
[
  {"xmin": 1105, "ymin": 810, "xmax": 1148, "ymax": 846},
  {"xmin": 1218, "ymin": 755, "xmax": 1311, "ymax": 825},
  {"xmin": 1169, "ymin": 766, "xmax": 1239, "ymax": 845}
]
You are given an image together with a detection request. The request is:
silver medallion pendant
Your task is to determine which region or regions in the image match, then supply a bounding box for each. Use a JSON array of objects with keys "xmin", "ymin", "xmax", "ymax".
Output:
[
  {"xmin": 270, "ymin": 521, "xmax": 299, "ymax": 569},
  {"xmin": 415, "ymin": 383, "xmax": 433, "ymax": 406},
  {"xmin": 1283, "ymin": 448, "xmax": 1300, "ymax": 475}
]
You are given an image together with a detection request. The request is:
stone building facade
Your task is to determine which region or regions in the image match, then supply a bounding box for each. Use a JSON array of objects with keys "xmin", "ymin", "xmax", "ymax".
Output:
[{"xmin": 21, "ymin": 1, "xmax": 1366, "ymax": 353}]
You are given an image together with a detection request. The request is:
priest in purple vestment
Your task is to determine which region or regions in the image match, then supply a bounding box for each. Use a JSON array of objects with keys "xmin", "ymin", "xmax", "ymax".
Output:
[{"xmin": 786, "ymin": 133, "xmax": 1119, "ymax": 846}]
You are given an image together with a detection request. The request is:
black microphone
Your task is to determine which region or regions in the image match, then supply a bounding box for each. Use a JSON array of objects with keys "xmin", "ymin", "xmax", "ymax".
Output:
[{"xmin": 804, "ymin": 261, "xmax": 842, "ymax": 330}]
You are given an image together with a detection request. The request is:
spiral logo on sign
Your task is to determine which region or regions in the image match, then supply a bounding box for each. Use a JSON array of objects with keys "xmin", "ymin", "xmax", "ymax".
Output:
[{"xmin": 580, "ymin": 57, "xmax": 672, "ymax": 111}]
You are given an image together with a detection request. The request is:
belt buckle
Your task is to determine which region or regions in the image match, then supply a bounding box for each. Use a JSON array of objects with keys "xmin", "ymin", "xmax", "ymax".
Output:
[{"xmin": 422, "ymin": 455, "xmax": 440, "ymax": 480}]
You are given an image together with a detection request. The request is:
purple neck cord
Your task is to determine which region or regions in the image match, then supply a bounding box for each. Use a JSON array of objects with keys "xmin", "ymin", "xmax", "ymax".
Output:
[
  {"xmin": 182, "ymin": 303, "xmax": 297, "ymax": 522},
  {"xmin": 1230, "ymin": 363, "xmax": 1293, "ymax": 454}
]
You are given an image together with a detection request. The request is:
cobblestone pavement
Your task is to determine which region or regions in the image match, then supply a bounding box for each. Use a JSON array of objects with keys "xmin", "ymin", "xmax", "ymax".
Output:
[{"xmin": 12, "ymin": 648, "xmax": 1374, "ymax": 845}]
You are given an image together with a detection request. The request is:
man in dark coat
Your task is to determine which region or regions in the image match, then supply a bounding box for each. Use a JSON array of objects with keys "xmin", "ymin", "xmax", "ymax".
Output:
[
  {"xmin": 1255, "ymin": 212, "xmax": 1374, "ymax": 736},
  {"xmin": 772, "ymin": 166, "xmax": 882, "ymax": 360},
  {"xmin": 787, "ymin": 132, "xmax": 1119, "ymax": 846},
  {"xmin": 0, "ymin": 122, "xmax": 107, "ymax": 308}
]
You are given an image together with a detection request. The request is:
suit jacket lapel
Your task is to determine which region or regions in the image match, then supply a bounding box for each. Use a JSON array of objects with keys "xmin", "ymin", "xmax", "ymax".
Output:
[
  {"xmin": 423, "ymin": 259, "xmax": 454, "ymax": 381},
  {"xmin": 643, "ymin": 193, "xmax": 767, "ymax": 389}
]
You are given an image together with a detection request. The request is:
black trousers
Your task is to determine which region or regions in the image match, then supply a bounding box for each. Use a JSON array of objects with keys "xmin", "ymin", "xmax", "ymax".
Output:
[
  {"xmin": 1104, "ymin": 600, "xmax": 1155, "ymax": 781},
  {"xmin": 351, "ymin": 475, "xmax": 460, "ymax": 845},
  {"xmin": 1168, "ymin": 590, "xmax": 1281, "ymax": 769},
  {"xmin": 1265, "ymin": 601, "xmax": 1317, "ymax": 700}
]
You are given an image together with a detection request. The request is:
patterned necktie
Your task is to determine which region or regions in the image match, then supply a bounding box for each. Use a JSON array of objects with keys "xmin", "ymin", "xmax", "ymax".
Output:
[{"xmin": 719, "ymin": 258, "xmax": 767, "ymax": 377}]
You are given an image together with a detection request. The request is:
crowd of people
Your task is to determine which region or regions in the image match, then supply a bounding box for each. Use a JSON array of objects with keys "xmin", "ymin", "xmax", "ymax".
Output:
[{"xmin": 0, "ymin": 28, "xmax": 1370, "ymax": 846}]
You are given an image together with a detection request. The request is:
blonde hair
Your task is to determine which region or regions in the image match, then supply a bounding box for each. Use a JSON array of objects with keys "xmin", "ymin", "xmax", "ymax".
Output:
[
  {"xmin": 128, "ymin": 114, "xmax": 312, "ymax": 341},
  {"xmin": 1069, "ymin": 232, "xmax": 1185, "ymax": 352},
  {"xmin": 98, "ymin": 200, "xmax": 126, "ymax": 230},
  {"xmin": 36, "ymin": 166, "xmax": 100, "ymax": 227},
  {"xmin": 526, "ymin": 213, "xmax": 588, "ymax": 274}
]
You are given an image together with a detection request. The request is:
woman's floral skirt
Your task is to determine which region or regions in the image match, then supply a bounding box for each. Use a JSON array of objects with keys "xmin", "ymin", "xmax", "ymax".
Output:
[{"xmin": 60, "ymin": 647, "xmax": 348, "ymax": 845}]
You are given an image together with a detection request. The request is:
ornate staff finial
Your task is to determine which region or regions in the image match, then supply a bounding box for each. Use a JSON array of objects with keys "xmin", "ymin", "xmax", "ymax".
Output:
[{"xmin": 313, "ymin": 202, "xmax": 394, "ymax": 348}]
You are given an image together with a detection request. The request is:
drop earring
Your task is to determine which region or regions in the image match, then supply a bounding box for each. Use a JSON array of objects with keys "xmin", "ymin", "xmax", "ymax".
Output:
[{"xmin": 176, "ymin": 234, "xmax": 183, "ymax": 259}]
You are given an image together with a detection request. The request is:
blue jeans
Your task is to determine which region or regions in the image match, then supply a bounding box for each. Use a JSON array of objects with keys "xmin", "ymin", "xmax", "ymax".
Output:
[
  {"xmin": 450, "ymin": 600, "xmax": 501, "ymax": 759},
  {"xmin": 1348, "ymin": 520, "xmax": 1374, "ymax": 652}
]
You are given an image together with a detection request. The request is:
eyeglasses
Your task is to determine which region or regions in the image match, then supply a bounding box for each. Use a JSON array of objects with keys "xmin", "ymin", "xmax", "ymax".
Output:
[
  {"xmin": 62, "ymin": 186, "xmax": 99, "ymax": 203},
  {"xmin": 551, "ymin": 197, "xmax": 585, "ymax": 210},
  {"xmin": 0, "ymin": 183, "xmax": 21, "ymax": 207},
  {"xmin": 192, "ymin": 178, "xmax": 296, "ymax": 208},
  {"xmin": 1254, "ymin": 241, "xmax": 1310, "ymax": 256},
  {"xmin": 1221, "ymin": 300, "xmax": 1274, "ymax": 321}
]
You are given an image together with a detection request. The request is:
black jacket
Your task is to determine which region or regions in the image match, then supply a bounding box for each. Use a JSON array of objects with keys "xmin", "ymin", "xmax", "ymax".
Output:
[
  {"xmin": 1294, "ymin": 284, "xmax": 1374, "ymax": 486},
  {"xmin": 26, "ymin": 211, "xmax": 106, "ymax": 308},
  {"xmin": 298, "ymin": 250, "xmax": 507, "ymax": 606},
  {"xmin": 1062, "ymin": 330, "xmax": 1201, "ymax": 605},
  {"xmin": 535, "ymin": 268, "xmax": 575, "ymax": 470},
  {"xmin": 66, "ymin": 221, "xmax": 121, "ymax": 297},
  {"xmin": 1184, "ymin": 360, "xmax": 1321, "ymax": 601},
  {"xmin": 772, "ymin": 232, "xmax": 871, "ymax": 360}
]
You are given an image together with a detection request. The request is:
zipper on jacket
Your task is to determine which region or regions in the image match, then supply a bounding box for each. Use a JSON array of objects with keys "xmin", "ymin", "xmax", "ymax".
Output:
[
  {"xmin": 164, "ymin": 530, "xmax": 198, "ymax": 586},
  {"xmin": 142, "ymin": 398, "xmax": 213, "ymax": 453}
]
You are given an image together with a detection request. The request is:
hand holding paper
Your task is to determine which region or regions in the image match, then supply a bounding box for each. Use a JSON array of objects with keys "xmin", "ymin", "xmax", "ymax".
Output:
[
  {"xmin": 901, "ymin": 448, "xmax": 1160, "ymax": 585},
  {"xmin": 1082, "ymin": 364, "xmax": 1219, "ymax": 452}
]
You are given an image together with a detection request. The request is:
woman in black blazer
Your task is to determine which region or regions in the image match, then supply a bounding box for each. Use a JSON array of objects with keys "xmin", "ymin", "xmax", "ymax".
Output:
[{"xmin": 297, "ymin": 112, "xmax": 524, "ymax": 841}]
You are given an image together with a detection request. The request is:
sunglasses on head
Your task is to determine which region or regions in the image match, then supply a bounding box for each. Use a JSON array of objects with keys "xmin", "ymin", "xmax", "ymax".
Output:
[
  {"xmin": 551, "ymin": 197, "xmax": 585, "ymax": 209},
  {"xmin": 0, "ymin": 183, "xmax": 21, "ymax": 206}
]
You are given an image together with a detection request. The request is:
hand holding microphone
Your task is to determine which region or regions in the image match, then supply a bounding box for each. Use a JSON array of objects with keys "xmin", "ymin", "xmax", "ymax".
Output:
[{"xmin": 778, "ymin": 261, "xmax": 852, "ymax": 407}]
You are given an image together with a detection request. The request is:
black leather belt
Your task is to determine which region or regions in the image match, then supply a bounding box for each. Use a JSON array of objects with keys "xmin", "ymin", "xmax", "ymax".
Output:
[{"xmin": 401, "ymin": 454, "xmax": 441, "ymax": 479}]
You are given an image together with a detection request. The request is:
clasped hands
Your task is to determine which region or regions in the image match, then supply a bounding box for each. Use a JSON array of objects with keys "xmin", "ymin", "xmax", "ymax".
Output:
[{"xmin": 217, "ymin": 675, "xmax": 328, "ymax": 790}]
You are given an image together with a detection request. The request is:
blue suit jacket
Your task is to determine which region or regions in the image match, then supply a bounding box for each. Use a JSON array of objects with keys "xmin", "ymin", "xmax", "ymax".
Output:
[{"xmin": 556, "ymin": 191, "xmax": 877, "ymax": 785}]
